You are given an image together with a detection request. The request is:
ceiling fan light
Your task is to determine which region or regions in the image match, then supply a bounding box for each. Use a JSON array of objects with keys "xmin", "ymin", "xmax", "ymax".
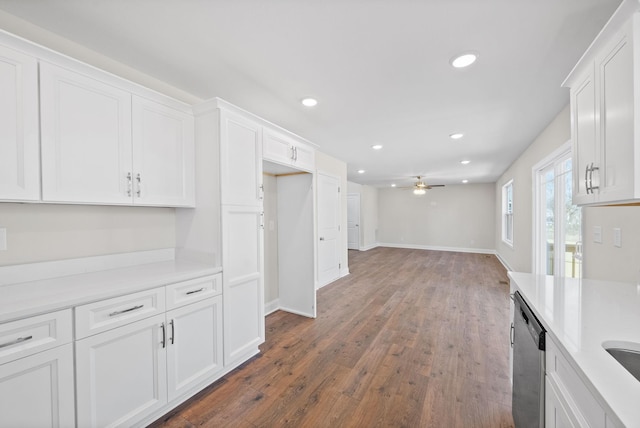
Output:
[{"xmin": 413, "ymin": 188, "xmax": 426, "ymax": 195}]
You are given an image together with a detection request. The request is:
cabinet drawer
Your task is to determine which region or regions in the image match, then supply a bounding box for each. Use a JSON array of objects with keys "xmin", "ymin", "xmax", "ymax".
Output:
[
  {"xmin": 75, "ymin": 287, "xmax": 165, "ymax": 339},
  {"xmin": 0, "ymin": 309, "xmax": 72, "ymax": 365},
  {"xmin": 166, "ymin": 274, "xmax": 222, "ymax": 310},
  {"xmin": 546, "ymin": 339, "xmax": 605, "ymax": 427}
]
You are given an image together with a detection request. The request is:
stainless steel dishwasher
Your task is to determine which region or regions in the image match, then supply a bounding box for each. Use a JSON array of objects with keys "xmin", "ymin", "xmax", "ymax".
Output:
[{"xmin": 511, "ymin": 291, "xmax": 546, "ymax": 428}]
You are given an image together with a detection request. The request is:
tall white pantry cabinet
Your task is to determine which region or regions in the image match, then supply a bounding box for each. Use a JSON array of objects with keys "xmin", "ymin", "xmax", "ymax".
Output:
[{"xmin": 184, "ymin": 99, "xmax": 266, "ymax": 368}]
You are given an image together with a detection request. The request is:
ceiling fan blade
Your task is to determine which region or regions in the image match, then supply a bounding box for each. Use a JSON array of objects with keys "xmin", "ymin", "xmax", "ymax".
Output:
[{"xmin": 428, "ymin": 185, "xmax": 445, "ymax": 187}]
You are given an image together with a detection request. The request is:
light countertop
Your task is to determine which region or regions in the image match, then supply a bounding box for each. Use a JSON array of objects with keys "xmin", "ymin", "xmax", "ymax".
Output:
[
  {"xmin": 0, "ymin": 258, "xmax": 221, "ymax": 323},
  {"xmin": 509, "ymin": 272, "xmax": 640, "ymax": 427}
]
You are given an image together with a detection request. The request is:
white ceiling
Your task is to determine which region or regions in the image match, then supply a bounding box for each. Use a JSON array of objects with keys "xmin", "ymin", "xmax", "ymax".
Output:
[{"xmin": 0, "ymin": 0, "xmax": 623, "ymax": 187}]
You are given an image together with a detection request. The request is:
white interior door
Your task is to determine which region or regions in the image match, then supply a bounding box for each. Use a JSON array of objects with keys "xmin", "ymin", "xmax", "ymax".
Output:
[
  {"xmin": 317, "ymin": 172, "xmax": 340, "ymax": 288},
  {"xmin": 347, "ymin": 193, "xmax": 360, "ymax": 250},
  {"xmin": 277, "ymin": 173, "xmax": 316, "ymax": 318}
]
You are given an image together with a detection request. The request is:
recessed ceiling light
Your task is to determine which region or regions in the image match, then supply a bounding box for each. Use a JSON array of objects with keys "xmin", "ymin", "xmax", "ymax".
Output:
[
  {"xmin": 449, "ymin": 132, "xmax": 464, "ymax": 140},
  {"xmin": 460, "ymin": 160, "xmax": 470, "ymax": 165},
  {"xmin": 451, "ymin": 53, "xmax": 478, "ymax": 68},
  {"xmin": 372, "ymin": 144, "xmax": 383, "ymax": 150},
  {"xmin": 357, "ymin": 169, "xmax": 365, "ymax": 174},
  {"xmin": 301, "ymin": 97, "xmax": 318, "ymax": 107},
  {"xmin": 462, "ymin": 179, "xmax": 469, "ymax": 184},
  {"xmin": 391, "ymin": 184, "xmax": 396, "ymax": 187}
]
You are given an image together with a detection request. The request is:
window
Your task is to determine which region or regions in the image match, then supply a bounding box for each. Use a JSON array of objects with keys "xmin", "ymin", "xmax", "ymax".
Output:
[{"xmin": 502, "ymin": 180, "xmax": 514, "ymax": 246}]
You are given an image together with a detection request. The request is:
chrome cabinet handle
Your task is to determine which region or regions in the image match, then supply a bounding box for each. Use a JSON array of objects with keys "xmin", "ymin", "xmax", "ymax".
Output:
[
  {"xmin": 290, "ymin": 146, "xmax": 296, "ymax": 160},
  {"xmin": 136, "ymin": 173, "xmax": 142, "ymax": 197},
  {"xmin": 589, "ymin": 163, "xmax": 599, "ymax": 193},
  {"xmin": 109, "ymin": 304, "xmax": 144, "ymax": 317},
  {"xmin": 259, "ymin": 183, "xmax": 264, "ymax": 200},
  {"xmin": 294, "ymin": 146, "xmax": 298, "ymax": 161},
  {"xmin": 585, "ymin": 165, "xmax": 590, "ymax": 194},
  {"xmin": 0, "ymin": 335, "xmax": 33, "ymax": 349},
  {"xmin": 161, "ymin": 323, "xmax": 166, "ymax": 348},
  {"xmin": 186, "ymin": 287, "xmax": 204, "ymax": 295},
  {"xmin": 510, "ymin": 323, "xmax": 515, "ymax": 347},
  {"xmin": 260, "ymin": 212, "xmax": 264, "ymax": 229},
  {"xmin": 126, "ymin": 172, "xmax": 132, "ymax": 197},
  {"xmin": 170, "ymin": 320, "xmax": 175, "ymax": 345}
]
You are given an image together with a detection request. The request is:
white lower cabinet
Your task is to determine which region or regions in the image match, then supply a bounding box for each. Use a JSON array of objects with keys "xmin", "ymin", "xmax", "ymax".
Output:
[
  {"xmin": 75, "ymin": 314, "xmax": 168, "ymax": 428},
  {"xmin": 0, "ymin": 343, "xmax": 75, "ymax": 428},
  {"xmin": 546, "ymin": 376, "xmax": 577, "ymax": 428},
  {"xmin": 75, "ymin": 286, "xmax": 223, "ymax": 428}
]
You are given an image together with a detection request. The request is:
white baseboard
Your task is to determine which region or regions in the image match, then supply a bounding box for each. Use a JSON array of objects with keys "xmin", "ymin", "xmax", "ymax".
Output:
[
  {"xmin": 265, "ymin": 299, "xmax": 280, "ymax": 315},
  {"xmin": 340, "ymin": 267, "xmax": 350, "ymax": 278},
  {"xmin": 494, "ymin": 252, "xmax": 513, "ymax": 272},
  {"xmin": 358, "ymin": 243, "xmax": 379, "ymax": 251},
  {"xmin": 378, "ymin": 242, "xmax": 495, "ymax": 255}
]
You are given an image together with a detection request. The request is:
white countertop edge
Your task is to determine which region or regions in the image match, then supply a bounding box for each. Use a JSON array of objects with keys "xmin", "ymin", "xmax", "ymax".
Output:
[
  {"xmin": 0, "ymin": 253, "xmax": 222, "ymax": 324},
  {"xmin": 508, "ymin": 271, "xmax": 639, "ymax": 428}
]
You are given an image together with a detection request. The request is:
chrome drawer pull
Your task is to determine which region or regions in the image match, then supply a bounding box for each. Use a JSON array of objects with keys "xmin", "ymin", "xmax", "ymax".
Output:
[
  {"xmin": 185, "ymin": 288, "xmax": 204, "ymax": 295},
  {"xmin": 0, "ymin": 335, "xmax": 33, "ymax": 349},
  {"xmin": 109, "ymin": 304, "xmax": 144, "ymax": 317}
]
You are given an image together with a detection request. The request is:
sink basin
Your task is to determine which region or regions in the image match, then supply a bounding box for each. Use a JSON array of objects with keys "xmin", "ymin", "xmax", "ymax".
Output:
[{"xmin": 604, "ymin": 342, "xmax": 640, "ymax": 382}]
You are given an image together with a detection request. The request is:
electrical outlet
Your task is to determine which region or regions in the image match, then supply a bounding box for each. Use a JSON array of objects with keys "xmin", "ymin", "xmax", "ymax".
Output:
[
  {"xmin": 0, "ymin": 228, "xmax": 6, "ymax": 251},
  {"xmin": 593, "ymin": 226, "xmax": 602, "ymax": 244},
  {"xmin": 614, "ymin": 228, "xmax": 621, "ymax": 248}
]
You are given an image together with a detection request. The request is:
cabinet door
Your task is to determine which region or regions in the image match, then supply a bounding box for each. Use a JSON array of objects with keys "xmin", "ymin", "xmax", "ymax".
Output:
[
  {"xmin": 132, "ymin": 96, "xmax": 195, "ymax": 207},
  {"xmin": 263, "ymin": 129, "xmax": 294, "ymax": 166},
  {"xmin": 0, "ymin": 343, "xmax": 75, "ymax": 428},
  {"xmin": 219, "ymin": 110, "xmax": 263, "ymax": 206},
  {"xmin": 76, "ymin": 314, "xmax": 167, "ymax": 428},
  {"xmin": 0, "ymin": 45, "xmax": 39, "ymax": 201},
  {"xmin": 545, "ymin": 378, "xmax": 578, "ymax": 428},
  {"xmin": 571, "ymin": 66, "xmax": 597, "ymax": 205},
  {"xmin": 293, "ymin": 142, "xmax": 315, "ymax": 172},
  {"xmin": 598, "ymin": 27, "xmax": 635, "ymax": 202},
  {"xmin": 166, "ymin": 296, "xmax": 223, "ymax": 401},
  {"xmin": 40, "ymin": 62, "xmax": 133, "ymax": 204},
  {"xmin": 222, "ymin": 206, "xmax": 264, "ymax": 365}
]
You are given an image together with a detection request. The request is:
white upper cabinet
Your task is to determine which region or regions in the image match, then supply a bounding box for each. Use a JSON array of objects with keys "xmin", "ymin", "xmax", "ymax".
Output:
[
  {"xmin": 566, "ymin": 6, "xmax": 640, "ymax": 206},
  {"xmin": 40, "ymin": 62, "xmax": 134, "ymax": 205},
  {"xmin": 0, "ymin": 46, "xmax": 39, "ymax": 201},
  {"xmin": 219, "ymin": 108, "xmax": 263, "ymax": 206},
  {"xmin": 132, "ymin": 96, "xmax": 195, "ymax": 207},
  {"xmin": 40, "ymin": 62, "xmax": 195, "ymax": 207},
  {"xmin": 263, "ymin": 127, "xmax": 315, "ymax": 172}
]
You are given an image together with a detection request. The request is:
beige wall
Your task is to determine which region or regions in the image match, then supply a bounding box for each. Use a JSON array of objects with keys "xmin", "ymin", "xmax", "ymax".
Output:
[
  {"xmin": 582, "ymin": 206, "xmax": 640, "ymax": 282},
  {"xmin": 316, "ymin": 152, "xmax": 349, "ymax": 275},
  {"xmin": 378, "ymin": 183, "xmax": 495, "ymax": 252},
  {"xmin": 346, "ymin": 181, "xmax": 379, "ymax": 250},
  {"xmin": 495, "ymin": 106, "xmax": 570, "ymax": 272},
  {"xmin": 0, "ymin": 204, "xmax": 175, "ymax": 266}
]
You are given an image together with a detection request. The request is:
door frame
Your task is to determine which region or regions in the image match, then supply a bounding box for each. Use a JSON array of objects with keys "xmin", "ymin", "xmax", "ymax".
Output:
[
  {"xmin": 347, "ymin": 193, "xmax": 361, "ymax": 250},
  {"xmin": 531, "ymin": 141, "xmax": 577, "ymax": 276}
]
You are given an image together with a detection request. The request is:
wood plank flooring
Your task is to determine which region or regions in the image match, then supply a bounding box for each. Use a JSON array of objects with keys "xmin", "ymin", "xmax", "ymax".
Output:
[{"xmin": 151, "ymin": 247, "xmax": 514, "ymax": 428}]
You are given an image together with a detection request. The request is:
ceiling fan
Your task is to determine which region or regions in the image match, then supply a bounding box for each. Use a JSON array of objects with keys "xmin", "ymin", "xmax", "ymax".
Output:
[{"xmin": 399, "ymin": 176, "xmax": 445, "ymax": 195}]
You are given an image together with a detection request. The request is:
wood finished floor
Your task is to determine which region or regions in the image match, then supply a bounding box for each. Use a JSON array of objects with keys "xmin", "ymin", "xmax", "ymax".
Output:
[{"xmin": 151, "ymin": 247, "xmax": 514, "ymax": 428}]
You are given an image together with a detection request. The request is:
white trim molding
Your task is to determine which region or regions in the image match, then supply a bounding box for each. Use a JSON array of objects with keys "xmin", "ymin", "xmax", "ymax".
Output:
[
  {"xmin": 494, "ymin": 252, "xmax": 513, "ymax": 272},
  {"xmin": 358, "ymin": 243, "xmax": 380, "ymax": 251},
  {"xmin": 264, "ymin": 299, "xmax": 280, "ymax": 316},
  {"xmin": 378, "ymin": 243, "xmax": 495, "ymax": 255}
]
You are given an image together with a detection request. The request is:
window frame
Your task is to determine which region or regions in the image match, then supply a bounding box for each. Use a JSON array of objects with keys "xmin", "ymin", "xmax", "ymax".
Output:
[{"xmin": 502, "ymin": 180, "xmax": 514, "ymax": 247}]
